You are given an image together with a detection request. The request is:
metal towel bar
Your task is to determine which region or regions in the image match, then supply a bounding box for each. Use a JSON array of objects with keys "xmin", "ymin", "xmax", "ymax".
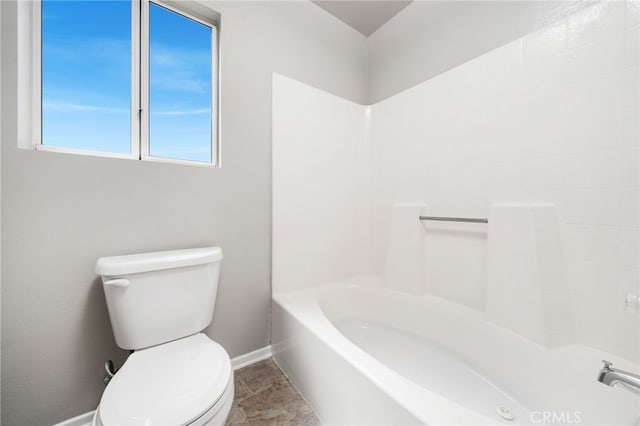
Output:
[{"xmin": 419, "ymin": 216, "xmax": 488, "ymax": 224}]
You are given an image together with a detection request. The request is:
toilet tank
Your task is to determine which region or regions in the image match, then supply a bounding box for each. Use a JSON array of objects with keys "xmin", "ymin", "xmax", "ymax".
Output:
[{"xmin": 95, "ymin": 246, "xmax": 223, "ymax": 350}]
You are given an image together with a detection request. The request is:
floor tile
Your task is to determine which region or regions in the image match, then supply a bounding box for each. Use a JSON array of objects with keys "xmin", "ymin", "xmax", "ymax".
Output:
[{"xmin": 226, "ymin": 358, "xmax": 322, "ymax": 426}]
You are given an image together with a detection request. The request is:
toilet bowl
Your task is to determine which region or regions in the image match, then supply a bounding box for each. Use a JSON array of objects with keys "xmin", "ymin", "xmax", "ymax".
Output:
[
  {"xmin": 93, "ymin": 247, "xmax": 233, "ymax": 426},
  {"xmin": 92, "ymin": 334, "xmax": 234, "ymax": 426}
]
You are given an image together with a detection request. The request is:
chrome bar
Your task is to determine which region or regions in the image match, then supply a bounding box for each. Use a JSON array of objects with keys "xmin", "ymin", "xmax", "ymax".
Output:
[{"xmin": 419, "ymin": 216, "xmax": 488, "ymax": 224}]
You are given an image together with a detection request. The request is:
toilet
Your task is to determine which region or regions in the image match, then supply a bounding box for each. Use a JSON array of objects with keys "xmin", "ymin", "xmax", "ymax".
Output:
[{"xmin": 92, "ymin": 246, "xmax": 234, "ymax": 426}]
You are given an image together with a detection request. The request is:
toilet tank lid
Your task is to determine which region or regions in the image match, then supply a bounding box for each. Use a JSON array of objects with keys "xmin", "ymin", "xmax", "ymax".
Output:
[{"xmin": 95, "ymin": 246, "xmax": 223, "ymax": 276}]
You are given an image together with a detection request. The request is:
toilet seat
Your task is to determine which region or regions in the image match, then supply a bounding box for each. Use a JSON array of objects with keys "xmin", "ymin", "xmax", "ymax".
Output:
[{"xmin": 97, "ymin": 333, "xmax": 233, "ymax": 426}]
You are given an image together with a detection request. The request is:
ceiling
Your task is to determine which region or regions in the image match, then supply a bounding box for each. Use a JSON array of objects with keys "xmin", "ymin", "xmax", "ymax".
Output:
[{"xmin": 312, "ymin": 1, "xmax": 413, "ymax": 36}]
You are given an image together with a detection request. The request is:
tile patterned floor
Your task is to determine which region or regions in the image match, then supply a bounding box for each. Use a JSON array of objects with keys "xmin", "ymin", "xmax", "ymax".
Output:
[{"xmin": 226, "ymin": 358, "xmax": 322, "ymax": 426}]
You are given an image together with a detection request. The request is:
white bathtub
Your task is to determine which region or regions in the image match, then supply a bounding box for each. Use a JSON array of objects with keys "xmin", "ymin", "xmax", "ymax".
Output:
[{"xmin": 272, "ymin": 283, "xmax": 640, "ymax": 425}]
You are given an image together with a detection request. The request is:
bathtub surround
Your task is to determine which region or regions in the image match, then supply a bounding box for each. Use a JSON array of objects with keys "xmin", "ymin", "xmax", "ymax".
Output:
[
  {"xmin": 384, "ymin": 204, "xmax": 427, "ymax": 295},
  {"xmin": 272, "ymin": 74, "xmax": 581, "ymax": 353},
  {"xmin": 274, "ymin": 0, "xmax": 639, "ymax": 364},
  {"xmin": 368, "ymin": 0, "xmax": 639, "ymax": 361},
  {"xmin": 272, "ymin": 75, "xmax": 372, "ymax": 294},
  {"xmin": 1, "ymin": 1, "xmax": 367, "ymax": 424},
  {"xmin": 486, "ymin": 204, "xmax": 571, "ymax": 346}
]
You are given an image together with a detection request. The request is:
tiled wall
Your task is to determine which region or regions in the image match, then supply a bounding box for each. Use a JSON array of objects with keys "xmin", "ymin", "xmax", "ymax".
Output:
[{"xmin": 370, "ymin": 1, "xmax": 639, "ymax": 360}]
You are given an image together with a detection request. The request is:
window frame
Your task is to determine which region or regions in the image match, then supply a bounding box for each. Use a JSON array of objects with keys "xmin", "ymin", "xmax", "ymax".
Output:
[{"xmin": 18, "ymin": 0, "xmax": 220, "ymax": 167}]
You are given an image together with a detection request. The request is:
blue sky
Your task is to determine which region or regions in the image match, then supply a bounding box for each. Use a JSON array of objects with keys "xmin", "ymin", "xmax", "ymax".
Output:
[{"xmin": 42, "ymin": 0, "xmax": 213, "ymax": 162}]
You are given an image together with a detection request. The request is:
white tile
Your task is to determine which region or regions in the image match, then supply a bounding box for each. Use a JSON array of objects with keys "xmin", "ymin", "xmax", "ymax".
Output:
[
  {"xmin": 439, "ymin": 164, "xmax": 484, "ymax": 192},
  {"xmin": 621, "ymin": 148, "xmax": 639, "ymax": 186},
  {"xmin": 543, "ymin": 294, "xmax": 573, "ymax": 332},
  {"xmin": 568, "ymin": 2, "xmax": 626, "ymax": 49},
  {"xmin": 522, "ymin": 157, "xmax": 566, "ymax": 190},
  {"xmin": 565, "ymin": 108, "xmax": 624, "ymax": 154},
  {"xmin": 522, "ymin": 52, "xmax": 568, "ymax": 94},
  {"xmin": 562, "ymin": 224, "xmax": 621, "ymax": 263},
  {"xmin": 486, "ymin": 204, "xmax": 549, "ymax": 343},
  {"xmin": 519, "ymin": 87, "xmax": 568, "ymax": 131},
  {"xmin": 486, "ymin": 162, "xmax": 523, "ymax": 192},
  {"xmin": 543, "ymin": 188, "xmax": 622, "ymax": 225},
  {"xmin": 567, "ymin": 70, "xmax": 625, "ymax": 119},
  {"xmin": 563, "ymin": 150, "xmax": 622, "ymax": 189},
  {"xmin": 426, "ymin": 222, "xmax": 487, "ymax": 310},
  {"xmin": 618, "ymin": 265, "xmax": 640, "ymax": 296},
  {"xmin": 522, "ymin": 121, "xmax": 569, "ymax": 158},
  {"xmin": 623, "ymin": 65, "xmax": 639, "ymax": 106},
  {"xmin": 567, "ymin": 31, "xmax": 626, "ymax": 83},
  {"xmin": 567, "ymin": 260, "xmax": 618, "ymax": 300},
  {"xmin": 483, "ymin": 122, "xmax": 529, "ymax": 163},
  {"xmin": 625, "ymin": 25, "xmax": 640, "ymax": 68},
  {"xmin": 385, "ymin": 204, "xmax": 427, "ymax": 295},
  {"xmin": 535, "ymin": 223, "xmax": 564, "ymax": 259},
  {"xmin": 618, "ymin": 227, "xmax": 639, "ymax": 267},
  {"xmin": 619, "ymin": 187, "xmax": 639, "ymax": 227},
  {"xmin": 571, "ymin": 297, "xmax": 602, "ymax": 340},
  {"xmin": 573, "ymin": 296, "xmax": 639, "ymax": 360},
  {"xmin": 523, "ymin": 151, "xmax": 621, "ymax": 190},
  {"xmin": 523, "ymin": 20, "xmax": 567, "ymax": 60},
  {"xmin": 628, "ymin": 0, "xmax": 640, "ymax": 27},
  {"xmin": 532, "ymin": 204, "xmax": 559, "ymax": 224},
  {"xmin": 538, "ymin": 259, "xmax": 569, "ymax": 294},
  {"xmin": 423, "ymin": 190, "xmax": 487, "ymax": 220},
  {"xmin": 622, "ymin": 105, "xmax": 639, "ymax": 149},
  {"xmin": 485, "ymin": 96, "xmax": 527, "ymax": 132},
  {"xmin": 444, "ymin": 162, "xmax": 522, "ymax": 193}
]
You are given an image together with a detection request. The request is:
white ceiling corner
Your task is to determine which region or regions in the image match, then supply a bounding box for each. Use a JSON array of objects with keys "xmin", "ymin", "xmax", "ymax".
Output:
[{"xmin": 312, "ymin": 0, "xmax": 413, "ymax": 36}]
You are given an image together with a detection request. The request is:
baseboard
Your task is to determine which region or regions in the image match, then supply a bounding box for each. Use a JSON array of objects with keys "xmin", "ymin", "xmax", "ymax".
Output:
[
  {"xmin": 52, "ymin": 410, "xmax": 95, "ymax": 426},
  {"xmin": 231, "ymin": 345, "xmax": 272, "ymax": 370}
]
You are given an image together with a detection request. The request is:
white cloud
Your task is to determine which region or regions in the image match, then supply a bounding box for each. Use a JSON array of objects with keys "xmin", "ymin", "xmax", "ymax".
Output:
[
  {"xmin": 149, "ymin": 44, "xmax": 211, "ymax": 93},
  {"xmin": 43, "ymin": 100, "xmax": 128, "ymax": 114},
  {"xmin": 152, "ymin": 108, "xmax": 211, "ymax": 116}
]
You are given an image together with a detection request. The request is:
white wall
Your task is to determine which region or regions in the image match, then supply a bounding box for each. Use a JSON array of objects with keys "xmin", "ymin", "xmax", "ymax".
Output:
[
  {"xmin": 370, "ymin": 1, "xmax": 639, "ymax": 360},
  {"xmin": 272, "ymin": 74, "xmax": 371, "ymax": 294},
  {"xmin": 0, "ymin": 1, "xmax": 367, "ymax": 424},
  {"xmin": 367, "ymin": 1, "xmax": 587, "ymax": 103}
]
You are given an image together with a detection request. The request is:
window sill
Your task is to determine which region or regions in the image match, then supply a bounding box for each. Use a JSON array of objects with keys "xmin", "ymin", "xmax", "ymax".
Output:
[{"xmin": 32, "ymin": 144, "xmax": 218, "ymax": 168}]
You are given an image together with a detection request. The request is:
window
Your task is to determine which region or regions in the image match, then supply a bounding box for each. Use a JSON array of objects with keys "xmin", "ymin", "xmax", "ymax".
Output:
[
  {"xmin": 19, "ymin": 0, "xmax": 219, "ymax": 166},
  {"xmin": 42, "ymin": 1, "xmax": 132, "ymax": 156}
]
